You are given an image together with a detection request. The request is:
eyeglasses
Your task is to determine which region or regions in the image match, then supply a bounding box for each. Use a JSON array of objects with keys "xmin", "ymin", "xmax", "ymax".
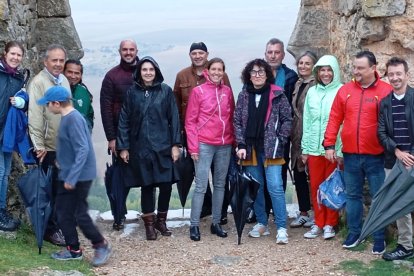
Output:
[{"xmin": 249, "ymin": 69, "xmax": 266, "ymax": 77}]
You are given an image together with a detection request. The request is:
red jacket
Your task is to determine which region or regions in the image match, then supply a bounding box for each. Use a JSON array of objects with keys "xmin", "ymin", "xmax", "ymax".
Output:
[
  {"xmin": 323, "ymin": 73, "xmax": 392, "ymax": 155},
  {"xmin": 185, "ymin": 70, "xmax": 235, "ymax": 154}
]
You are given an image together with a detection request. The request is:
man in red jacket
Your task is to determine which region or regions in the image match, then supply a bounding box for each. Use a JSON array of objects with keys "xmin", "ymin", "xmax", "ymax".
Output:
[
  {"xmin": 323, "ymin": 51, "xmax": 392, "ymax": 254},
  {"xmin": 100, "ymin": 39, "xmax": 138, "ymax": 230}
]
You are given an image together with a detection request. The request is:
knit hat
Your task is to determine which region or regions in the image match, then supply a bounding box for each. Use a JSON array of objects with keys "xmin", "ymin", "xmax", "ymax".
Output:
[{"xmin": 189, "ymin": 42, "xmax": 208, "ymax": 53}]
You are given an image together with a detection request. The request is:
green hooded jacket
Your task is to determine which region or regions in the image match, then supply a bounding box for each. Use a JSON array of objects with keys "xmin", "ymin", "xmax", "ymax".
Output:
[{"xmin": 301, "ymin": 55, "xmax": 343, "ymax": 157}]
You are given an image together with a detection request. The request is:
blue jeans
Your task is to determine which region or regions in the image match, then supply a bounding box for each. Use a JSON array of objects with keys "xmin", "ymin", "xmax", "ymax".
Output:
[
  {"xmin": 245, "ymin": 152, "xmax": 287, "ymax": 229},
  {"xmin": 343, "ymin": 153, "xmax": 385, "ymax": 242},
  {"xmin": 190, "ymin": 143, "xmax": 231, "ymax": 226},
  {"xmin": 0, "ymin": 151, "xmax": 12, "ymax": 209}
]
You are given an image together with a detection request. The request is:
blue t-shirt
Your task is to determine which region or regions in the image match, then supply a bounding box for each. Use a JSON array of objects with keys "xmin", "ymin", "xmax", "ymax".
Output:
[{"xmin": 57, "ymin": 109, "xmax": 96, "ymax": 186}]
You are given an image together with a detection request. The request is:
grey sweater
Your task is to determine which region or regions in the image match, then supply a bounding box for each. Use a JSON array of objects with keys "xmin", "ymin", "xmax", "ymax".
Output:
[{"xmin": 57, "ymin": 109, "xmax": 96, "ymax": 187}]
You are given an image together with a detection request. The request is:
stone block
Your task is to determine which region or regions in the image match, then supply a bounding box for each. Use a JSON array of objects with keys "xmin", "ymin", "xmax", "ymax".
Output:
[
  {"xmin": 302, "ymin": 0, "xmax": 327, "ymax": 6},
  {"xmin": 31, "ymin": 17, "xmax": 83, "ymax": 62},
  {"xmin": 356, "ymin": 17, "xmax": 386, "ymax": 45},
  {"xmin": 332, "ymin": 0, "xmax": 359, "ymax": 16},
  {"xmin": 389, "ymin": 17, "xmax": 414, "ymax": 51},
  {"xmin": 363, "ymin": 0, "xmax": 406, "ymax": 18},
  {"xmin": 37, "ymin": 0, "xmax": 70, "ymax": 17},
  {"xmin": 289, "ymin": 9, "xmax": 330, "ymax": 48},
  {"xmin": 0, "ymin": 0, "xmax": 9, "ymax": 20}
]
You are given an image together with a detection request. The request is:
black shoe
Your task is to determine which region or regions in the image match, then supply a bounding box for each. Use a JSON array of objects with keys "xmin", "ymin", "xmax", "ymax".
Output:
[
  {"xmin": 0, "ymin": 209, "xmax": 20, "ymax": 228},
  {"xmin": 190, "ymin": 226, "xmax": 200, "ymax": 241},
  {"xmin": 113, "ymin": 217, "xmax": 125, "ymax": 231},
  {"xmin": 210, "ymin": 223, "xmax": 227, "ymax": 238},
  {"xmin": 383, "ymin": 244, "xmax": 414, "ymax": 261},
  {"xmin": 0, "ymin": 212, "xmax": 17, "ymax": 232},
  {"xmin": 44, "ymin": 230, "xmax": 66, "ymax": 246},
  {"xmin": 220, "ymin": 216, "xmax": 228, "ymax": 225}
]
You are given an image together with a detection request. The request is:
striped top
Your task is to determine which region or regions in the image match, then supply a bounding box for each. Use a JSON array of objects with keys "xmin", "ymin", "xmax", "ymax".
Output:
[{"xmin": 392, "ymin": 94, "xmax": 411, "ymax": 152}]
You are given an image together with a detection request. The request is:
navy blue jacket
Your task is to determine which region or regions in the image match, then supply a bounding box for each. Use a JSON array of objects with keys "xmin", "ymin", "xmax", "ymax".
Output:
[{"xmin": 0, "ymin": 61, "xmax": 25, "ymax": 142}]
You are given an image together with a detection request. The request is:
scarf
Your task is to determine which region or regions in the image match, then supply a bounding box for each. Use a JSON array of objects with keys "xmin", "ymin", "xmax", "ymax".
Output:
[
  {"xmin": 0, "ymin": 58, "xmax": 18, "ymax": 75},
  {"xmin": 245, "ymin": 83, "xmax": 270, "ymax": 153},
  {"xmin": 43, "ymin": 68, "xmax": 64, "ymax": 85}
]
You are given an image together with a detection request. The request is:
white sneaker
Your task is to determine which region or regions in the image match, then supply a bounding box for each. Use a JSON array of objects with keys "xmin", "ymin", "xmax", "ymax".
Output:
[
  {"xmin": 304, "ymin": 225, "xmax": 321, "ymax": 239},
  {"xmin": 303, "ymin": 217, "xmax": 315, "ymax": 228},
  {"xmin": 248, "ymin": 223, "xmax": 270, "ymax": 238},
  {"xmin": 323, "ymin": 225, "xmax": 335, "ymax": 240},
  {"xmin": 290, "ymin": 214, "xmax": 310, "ymax": 228},
  {"xmin": 276, "ymin": 228, "xmax": 288, "ymax": 244}
]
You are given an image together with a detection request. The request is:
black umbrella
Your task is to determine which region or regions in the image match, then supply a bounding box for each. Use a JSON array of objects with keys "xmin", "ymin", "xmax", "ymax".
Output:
[
  {"xmin": 358, "ymin": 161, "xmax": 414, "ymax": 243},
  {"xmin": 17, "ymin": 164, "xmax": 52, "ymax": 254},
  {"xmin": 105, "ymin": 155, "xmax": 135, "ymax": 227},
  {"xmin": 229, "ymin": 161, "xmax": 260, "ymax": 245},
  {"xmin": 175, "ymin": 147, "xmax": 194, "ymax": 216}
]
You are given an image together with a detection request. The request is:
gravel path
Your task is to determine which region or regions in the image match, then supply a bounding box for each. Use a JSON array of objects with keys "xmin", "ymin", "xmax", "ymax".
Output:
[{"xmin": 87, "ymin": 215, "xmax": 378, "ymax": 276}]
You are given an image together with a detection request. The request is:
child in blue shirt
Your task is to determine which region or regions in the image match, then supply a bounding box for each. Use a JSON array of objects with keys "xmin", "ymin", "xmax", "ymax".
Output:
[{"xmin": 37, "ymin": 86, "xmax": 111, "ymax": 266}]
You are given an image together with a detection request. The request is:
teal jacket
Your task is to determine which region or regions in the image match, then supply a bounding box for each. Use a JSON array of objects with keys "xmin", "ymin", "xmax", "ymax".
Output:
[
  {"xmin": 301, "ymin": 55, "xmax": 343, "ymax": 157},
  {"xmin": 71, "ymin": 83, "xmax": 94, "ymax": 132}
]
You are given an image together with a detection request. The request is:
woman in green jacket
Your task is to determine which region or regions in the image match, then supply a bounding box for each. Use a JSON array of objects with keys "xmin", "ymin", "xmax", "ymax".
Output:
[{"xmin": 301, "ymin": 55, "xmax": 343, "ymax": 240}]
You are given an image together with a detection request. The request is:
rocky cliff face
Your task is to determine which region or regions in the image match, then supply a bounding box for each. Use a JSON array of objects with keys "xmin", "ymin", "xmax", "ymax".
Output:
[
  {"xmin": 288, "ymin": 0, "xmax": 414, "ymax": 83},
  {"xmin": 0, "ymin": 0, "xmax": 81, "ymax": 219},
  {"xmin": 0, "ymin": 0, "xmax": 82, "ymax": 74}
]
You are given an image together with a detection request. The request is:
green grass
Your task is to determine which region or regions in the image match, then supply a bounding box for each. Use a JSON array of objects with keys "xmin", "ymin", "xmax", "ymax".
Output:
[
  {"xmin": 88, "ymin": 177, "xmax": 296, "ymax": 213},
  {"xmin": 339, "ymin": 259, "xmax": 413, "ymax": 275},
  {"xmin": 0, "ymin": 224, "xmax": 93, "ymax": 275}
]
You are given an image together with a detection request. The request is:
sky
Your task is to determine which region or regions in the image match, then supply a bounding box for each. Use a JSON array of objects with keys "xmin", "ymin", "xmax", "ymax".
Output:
[
  {"xmin": 69, "ymin": 0, "xmax": 301, "ymax": 88},
  {"xmin": 68, "ymin": 0, "xmax": 301, "ymax": 176}
]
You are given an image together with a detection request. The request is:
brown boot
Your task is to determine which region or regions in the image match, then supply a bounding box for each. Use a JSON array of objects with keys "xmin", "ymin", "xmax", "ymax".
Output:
[
  {"xmin": 154, "ymin": 211, "xmax": 172, "ymax": 236},
  {"xmin": 141, "ymin": 213, "xmax": 157, "ymax": 240}
]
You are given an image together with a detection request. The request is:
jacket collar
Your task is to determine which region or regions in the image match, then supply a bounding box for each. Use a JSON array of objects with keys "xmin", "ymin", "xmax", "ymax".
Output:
[
  {"xmin": 119, "ymin": 56, "xmax": 139, "ymax": 72},
  {"xmin": 352, "ymin": 71, "xmax": 382, "ymax": 89}
]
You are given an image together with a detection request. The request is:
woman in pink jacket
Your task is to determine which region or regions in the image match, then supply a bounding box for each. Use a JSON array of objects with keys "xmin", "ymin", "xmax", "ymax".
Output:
[{"xmin": 185, "ymin": 57, "xmax": 234, "ymax": 241}]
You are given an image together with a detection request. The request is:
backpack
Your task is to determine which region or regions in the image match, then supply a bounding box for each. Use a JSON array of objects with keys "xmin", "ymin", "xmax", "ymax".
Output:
[{"xmin": 317, "ymin": 168, "xmax": 346, "ymax": 210}]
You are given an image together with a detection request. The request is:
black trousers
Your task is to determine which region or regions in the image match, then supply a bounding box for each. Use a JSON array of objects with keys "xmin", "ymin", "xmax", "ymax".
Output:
[
  {"xmin": 281, "ymin": 139, "xmax": 291, "ymax": 192},
  {"xmin": 293, "ymin": 166, "xmax": 311, "ymax": 212},
  {"xmin": 56, "ymin": 180, "xmax": 104, "ymax": 249},
  {"xmin": 41, "ymin": 152, "xmax": 59, "ymax": 234},
  {"xmin": 141, "ymin": 183, "xmax": 172, "ymax": 214}
]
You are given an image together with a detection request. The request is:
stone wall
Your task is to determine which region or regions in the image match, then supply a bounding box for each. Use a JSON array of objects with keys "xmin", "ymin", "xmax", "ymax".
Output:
[
  {"xmin": 288, "ymin": 0, "xmax": 414, "ymax": 84},
  {"xmin": 0, "ymin": 0, "xmax": 82, "ymax": 74}
]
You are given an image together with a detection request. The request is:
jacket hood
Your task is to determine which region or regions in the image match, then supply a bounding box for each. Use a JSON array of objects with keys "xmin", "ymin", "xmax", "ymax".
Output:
[
  {"xmin": 133, "ymin": 56, "xmax": 164, "ymax": 87},
  {"xmin": 201, "ymin": 68, "xmax": 224, "ymax": 86},
  {"xmin": 312, "ymin": 55, "xmax": 342, "ymax": 90}
]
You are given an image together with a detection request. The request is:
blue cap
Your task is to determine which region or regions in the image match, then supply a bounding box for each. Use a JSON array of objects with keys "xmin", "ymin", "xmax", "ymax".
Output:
[{"xmin": 37, "ymin": 86, "xmax": 71, "ymax": 105}]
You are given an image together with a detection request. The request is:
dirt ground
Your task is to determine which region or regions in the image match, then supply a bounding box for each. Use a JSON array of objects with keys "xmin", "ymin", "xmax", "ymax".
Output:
[{"xmin": 83, "ymin": 215, "xmax": 379, "ymax": 276}]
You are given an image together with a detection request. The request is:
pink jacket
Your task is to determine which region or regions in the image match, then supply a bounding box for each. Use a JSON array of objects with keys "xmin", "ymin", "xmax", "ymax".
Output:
[{"xmin": 185, "ymin": 70, "xmax": 235, "ymax": 154}]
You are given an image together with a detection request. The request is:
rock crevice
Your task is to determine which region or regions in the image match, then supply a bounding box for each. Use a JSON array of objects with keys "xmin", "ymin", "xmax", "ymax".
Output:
[{"xmin": 288, "ymin": 0, "xmax": 414, "ymax": 83}]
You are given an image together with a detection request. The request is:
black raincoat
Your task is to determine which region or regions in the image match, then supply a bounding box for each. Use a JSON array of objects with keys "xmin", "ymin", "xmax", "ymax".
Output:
[{"xmin": 117, "ymin": 56, "xmax": 181, "ymax": 186}]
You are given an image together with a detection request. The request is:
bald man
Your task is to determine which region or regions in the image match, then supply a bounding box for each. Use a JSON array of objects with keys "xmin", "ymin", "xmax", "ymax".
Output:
[{"xmin": 100, "ymin": 39, "xmax": 139, "ymax": 230}]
